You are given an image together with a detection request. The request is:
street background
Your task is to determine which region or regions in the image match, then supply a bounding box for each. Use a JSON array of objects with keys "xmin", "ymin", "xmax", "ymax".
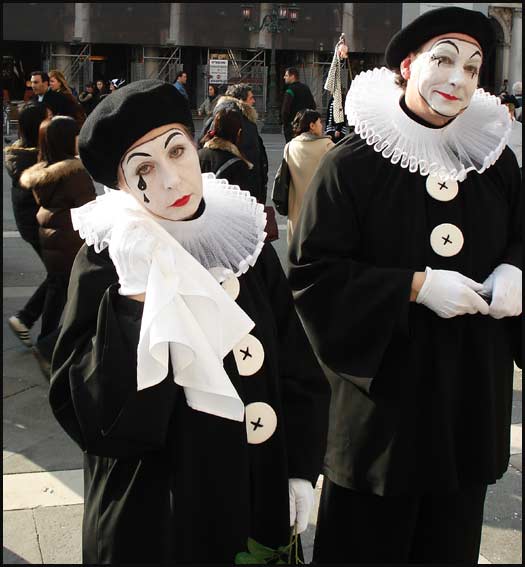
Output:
[{"xmin": 3, "ymin": 121, "xmax": 522, "ymax": 564}]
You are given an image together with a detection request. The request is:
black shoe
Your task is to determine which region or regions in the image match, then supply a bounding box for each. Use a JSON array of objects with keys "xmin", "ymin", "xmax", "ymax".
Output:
[{"xmin": 31, "ymin": 346, "xmax": 51, "ymax": 381}]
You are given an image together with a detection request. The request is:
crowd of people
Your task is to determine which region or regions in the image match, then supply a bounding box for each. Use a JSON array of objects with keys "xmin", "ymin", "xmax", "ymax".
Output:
[{"xmin": 3, "ymin": 6, "xmax": 523, "ymax": 565}]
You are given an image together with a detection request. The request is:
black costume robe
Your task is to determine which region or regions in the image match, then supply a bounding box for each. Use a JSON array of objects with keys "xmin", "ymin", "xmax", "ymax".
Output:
[
  {"xmin": 49, "ymin": 242, "xmax": 329, "ymax": 564},
  {"xmin": 288, "ymin": 132, "xmax": 522, "ymax": 497}
]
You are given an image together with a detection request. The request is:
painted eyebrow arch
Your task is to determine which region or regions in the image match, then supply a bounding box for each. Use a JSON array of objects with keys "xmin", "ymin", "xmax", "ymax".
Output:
[
  {"xmin": 433, "ymin": 40, "xmax": 460, "ymax": 53},
  {"xmin": 164, "ymin": 130, "xmax": 183, "ymax": 148},
  {"xmin": 468, "ymin": 51, "xmax": 482, "ymax": 60},
  {"xmin": 126, "ymin": 152, "xmax": 151, "ymax": 164}
]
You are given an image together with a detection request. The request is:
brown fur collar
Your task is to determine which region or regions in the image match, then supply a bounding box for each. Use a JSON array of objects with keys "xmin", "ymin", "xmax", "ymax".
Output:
[
  {"xmin": 215, "ymin": 95, "xmax": 258, "ymax": 124},
  {"xmin": 204, "ymin": 137, "xmax": 254, "ymax": 169},
  {"xmin": 4, "ymin": 139, "xmax": 38, "ymax": 154},
  {"xmin": 19, "ymin": 158, "xmax": 85, "ymax": 189}
]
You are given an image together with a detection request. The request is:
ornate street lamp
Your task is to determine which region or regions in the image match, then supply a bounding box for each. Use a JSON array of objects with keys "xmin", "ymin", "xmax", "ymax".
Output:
[{"xmin": 241, "ymin": 3, "xmax": 300, "ymax": 133}]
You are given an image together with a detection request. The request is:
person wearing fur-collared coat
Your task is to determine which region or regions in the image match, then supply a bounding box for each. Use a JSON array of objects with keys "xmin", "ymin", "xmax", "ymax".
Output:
[
  {"xmin": 19, "ymin": 116, "xmax": 96, "ymax": 368},
  {"xmin": 198, "ymin": 88, "xmax": 268, "ymax": 204}
]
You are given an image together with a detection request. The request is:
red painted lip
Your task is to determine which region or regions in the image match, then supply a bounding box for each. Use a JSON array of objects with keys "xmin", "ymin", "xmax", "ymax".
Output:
[
  {"xmin": 436, "ymin": 91, "xmax": 459, "ymax": 101},
  {"xmin": 170, "ymin": 195, "xmax": 191, "ymax": 208}
]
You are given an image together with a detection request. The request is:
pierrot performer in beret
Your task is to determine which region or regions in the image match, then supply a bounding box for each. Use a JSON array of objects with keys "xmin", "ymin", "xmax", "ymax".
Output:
[
  {"xmin": 48, "ymin": 79, "xmax": 330, "ymax": 564},
  {"xmin": 289, "ymin": 6, "xmax": 521, "ymax": 564}
]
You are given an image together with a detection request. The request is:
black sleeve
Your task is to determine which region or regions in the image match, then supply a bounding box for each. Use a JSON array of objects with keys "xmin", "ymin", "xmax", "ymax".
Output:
[
  {"xmin": 281, "ymin": 91, "xmax": 293, "ymax": 125},
  {"xmin": 258, "ymin": 134, "xmax": 269, "ymax": 204},
  {"xmin": 288, "ymin": 147, "xmax": 414, "ymax": 387},
  {"xmin": 49, "ymin": 245, "xmax": 178, "ymax": 457},
  {"xmin": 257, "ymin": 245, "xmax": 330, "ymax": 485},
  {"xmin": 500, "ymin": 147, "xmax": 522, "ymax": 269}
]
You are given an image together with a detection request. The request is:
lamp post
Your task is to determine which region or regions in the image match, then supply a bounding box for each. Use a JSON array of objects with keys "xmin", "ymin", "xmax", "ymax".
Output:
[{"xmin": 241, "ymin": 3, "xmax": 299, "ymax": 133}]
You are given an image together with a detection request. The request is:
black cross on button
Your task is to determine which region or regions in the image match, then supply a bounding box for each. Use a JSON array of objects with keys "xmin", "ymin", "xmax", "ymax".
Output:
[
  {"xmin": 251, "ymin": 417, "xmax": 263, "ymax": 431},
  {"xmin": 442, "ymin": 234, "xmax": 452, "ymax": 245},
  {"xmin": 438, "ymin": 182, "xmax": 448, "ymax": 191},
  {"xmin": 240, "ymin": 347, "xmax": 252, "ymax": 360}
]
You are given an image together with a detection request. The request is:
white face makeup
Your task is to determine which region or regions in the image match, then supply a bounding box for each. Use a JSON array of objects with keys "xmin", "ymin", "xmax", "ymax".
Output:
[
  {"xmin": 412, "ymin": 37, "xmax": 482, "ymax": 117},
  {"xmin": 119, "ymin": 124, "xmax": 203, "ymax": 221}
]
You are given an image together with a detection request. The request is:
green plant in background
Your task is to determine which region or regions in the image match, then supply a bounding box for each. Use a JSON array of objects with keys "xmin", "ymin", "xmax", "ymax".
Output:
[{"xmin": 235, "ymin": 523, "xmax": 303, "ymax": 564}]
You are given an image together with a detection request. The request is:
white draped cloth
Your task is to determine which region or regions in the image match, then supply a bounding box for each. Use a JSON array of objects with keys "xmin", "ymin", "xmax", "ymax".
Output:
[{"xmin": 71, "ymin": 173, "xmax": 268, "ymax": 422}]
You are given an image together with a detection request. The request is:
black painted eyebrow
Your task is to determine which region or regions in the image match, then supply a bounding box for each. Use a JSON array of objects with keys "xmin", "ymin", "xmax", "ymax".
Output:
[
  {"xmin": 468, "ymin": 50, "xmax": 482, "ymax": 60},
  {"xmin": 433, "ymin": 40, "xmax": 460, "ymax": 53},
  {"xmin": 126, "ymin": 152, "xmax": 151, "ymax": 164},
  {"xmin": 164, "ymin": 130, "xmax": 183, "ymax": 148}
]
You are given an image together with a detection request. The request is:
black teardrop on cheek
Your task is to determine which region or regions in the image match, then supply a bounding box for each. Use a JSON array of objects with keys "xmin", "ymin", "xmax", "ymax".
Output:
[
  {"xmin": 138, "ymin": 175, "xmax": 147, "ymax": 191},
  {"xmin": 143, "ymin": 193, "xmax": 150, "ymax": 203}
]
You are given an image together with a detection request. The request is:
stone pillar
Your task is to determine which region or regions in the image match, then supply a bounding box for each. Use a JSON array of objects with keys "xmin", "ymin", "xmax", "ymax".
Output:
[
  {"xmin": 168, "ymin": 3, "xmax": 183, "ymax": 44},
  {"xmin": 53, "ymin": 44, "xmax": 71, "ymax": 75},
  {"xmin": 74, "ymin": 3, "xmax": 90, "ymax": 42},
  {"xmin": 509, "ymin": 7, "xmax": 522, "ymax": 87},
  {"xmin": 144, "ymin": 47, "xmax": 160, "ymax": 80},
  {"xmin": 257, "ymin": 3, "xmax": 273, "ymax": 50},
  {"xmin": 342, "ymin": 3, "xmax": 355, "ymax": 51}
]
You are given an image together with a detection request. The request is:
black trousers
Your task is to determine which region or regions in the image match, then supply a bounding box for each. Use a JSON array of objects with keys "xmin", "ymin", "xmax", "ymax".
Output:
[
  {"xmin": 283, "ymin": 123, "xmax": 294, "ymax": 143},
  {"xmin": 36, "ymin": 272, "xmax": 69, "ymax": 359},
  {"xmin": 313, "ymin": 477, "xmax": 487, "ymax": 564}
]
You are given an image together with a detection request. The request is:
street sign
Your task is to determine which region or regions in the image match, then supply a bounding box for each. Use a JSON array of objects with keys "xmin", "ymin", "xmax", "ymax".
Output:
[{"xmin": 209, "ymin": 59, "xmax": 228, "ymax": 84}]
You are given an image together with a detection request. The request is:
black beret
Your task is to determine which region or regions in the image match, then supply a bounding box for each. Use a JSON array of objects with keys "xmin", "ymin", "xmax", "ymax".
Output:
[
  {"xmin": 385, "ymin": 7, "xmax": 495, "ymax": 70},
  {"xmin": 78, "ymin": 79, "xmax": 193, "ymax": 188}
]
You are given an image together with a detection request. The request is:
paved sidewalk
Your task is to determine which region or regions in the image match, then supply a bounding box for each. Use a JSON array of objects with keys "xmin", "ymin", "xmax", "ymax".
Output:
[{"xmin": 3, "ymin": 130, "xmax": 522, "ymax": 564}]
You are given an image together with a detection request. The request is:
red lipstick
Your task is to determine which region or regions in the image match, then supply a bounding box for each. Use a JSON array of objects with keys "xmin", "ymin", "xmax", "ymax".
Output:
[
  {"xmin": 170, "ymin": 195, "xmax": 191, "ymax": 208},
  {"xmin": 436, "ymin": 91, "xmax": 459, "ymax": 101}
]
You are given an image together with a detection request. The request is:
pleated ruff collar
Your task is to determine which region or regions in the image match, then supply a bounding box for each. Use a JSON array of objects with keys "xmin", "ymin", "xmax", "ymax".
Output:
[{"xmin": 345, "ymin": 67, "xmax": 512, "ymax": 182}]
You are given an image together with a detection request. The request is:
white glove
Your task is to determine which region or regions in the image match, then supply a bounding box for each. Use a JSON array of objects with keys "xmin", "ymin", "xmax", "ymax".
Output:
[
  {"xmin": 108, "ymin": 220, "xmax": 158, "ymax": 296},
  {"xmin": 481, "ymin": 263, "xmax": 522, "ymax": 319},
  {"xmin": 416, "ymin": 267, "xmax": 489, "ymax": 318},
  {"xmin": 288, "ymin": 478, "xmax": 314, "ymax": 534}
]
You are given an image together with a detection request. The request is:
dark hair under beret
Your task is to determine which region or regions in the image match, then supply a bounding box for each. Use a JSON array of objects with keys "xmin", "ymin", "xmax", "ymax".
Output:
[
  {"xmin": 78, "ymin": 79, "xmax": 193, "ymax": 188},
  {"xmin": 385, "ymin": 7, "xmax": 495, "ymax": 70}
]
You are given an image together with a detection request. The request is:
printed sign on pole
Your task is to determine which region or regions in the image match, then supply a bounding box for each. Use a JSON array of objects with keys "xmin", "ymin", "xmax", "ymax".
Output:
[{"xmin": 209, "ymin": 59, "xmax": 228, "ymax": 84}]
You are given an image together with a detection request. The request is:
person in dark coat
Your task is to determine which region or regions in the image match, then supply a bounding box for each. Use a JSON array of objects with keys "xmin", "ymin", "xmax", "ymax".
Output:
[
  {"xmin": 288, "ymin": 7, "xmax": 521, "ymax": 565},
  {"xmin": 198, "ymin": 84, "xmax": 268, "ymax": 204},
  {"xmin": 198, "ymin": 106, "xmax": 254, "ymax": 192},
  {"xmin": 78, "ymin": 82, "xmax": 99, "ymax": 116},
  {"xmin": 29, "ymin": 70, "xmax": 71, "ymax": 119},
  {"xmin": 5, "ymin": 103, "xmax": 49, "ymax": 348},
  {"xmin": 48, "ymin": 79, "xmax": 330, "ymax": 564},
  {"xmin": 325, "ymin": 95, "xmax": 351, "ymax": 143},
  {"xmin": 281, "ymin": 67, "xmax": 317, "ymax": 143},
  {"xmin": 19, "ymin": 116, "xmax": 96, "ymax": 375},
  {"xmin": 48, "ymin": 69, "xmax": 87, "ymax": 129}
]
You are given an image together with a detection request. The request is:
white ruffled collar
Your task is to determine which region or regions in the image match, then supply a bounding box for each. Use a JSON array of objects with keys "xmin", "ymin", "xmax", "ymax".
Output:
[
  {"xmin": 345, "ymin": 67, "xmax": 512, "ymax": 181},
  {"xmin": 70, "ymin": 173, "xmax": 268, "ymax": 422}
]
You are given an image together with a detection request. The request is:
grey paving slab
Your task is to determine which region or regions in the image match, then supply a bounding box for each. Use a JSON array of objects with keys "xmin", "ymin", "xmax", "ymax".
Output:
[
  {"xmin": 3, "ymin": 431, "xmax": 83, "ymax": 474},
  {"xmin": 480, "ymin": 520, "xmax": 522, "ymax": 565},
  {"xmin": 509, "ymin": 453, "xmax": 522, "ymax": 472},
  {"xmin": 484, "ymin": 466, "xmax": 522, "ymax": 524},
  {"xmin": 3, "ymin": 348, "xmax": 45, "ymax": 384},
  {"xmin": 3, "ymin": 386, "xmax": 64, "ymax": 460},
  {"xmin": 3, "ymin": 376, "xmax": 37, "ymax": 400},
  {"xmin": 34, "ymin": 504, "xmax": 83, "ymax": 565},
  {"xmin": 513, "ymin": 366, "xmax": 522, "ymax": 401},
  {"xmin": 3, "ymin": 509, "xmax": 42, "ymax": 564},
  {"xmin": 511, "ymin": 399, "xmax": 522, "ymax": 424}
]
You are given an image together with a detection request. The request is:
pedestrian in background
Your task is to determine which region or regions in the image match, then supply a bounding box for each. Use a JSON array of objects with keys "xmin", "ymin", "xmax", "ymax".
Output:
[
  {"xmin": 109, "ymin": 78, "xmax": 126, "ymax": 93},
  {"xmin": 29, "ymin": 70, "xmax": 67, "ymax": 118},
  {"xmin": 173, "ymin": 70, "xmax": 189, "ymax": 100},
  {"xmin": 197, "ymin": 83, "xmax": 218, "ymax": 118},
  {"xmin": 96, "ymin": 79, "xmax": 109, "ymax": 100},
  {"xmin": 512, "ymin": 81, "xmax": 522, "ymax": 121},
  {"xmin": 325, "ymin": 95, "xmax": 350, "ymax": 143},
  {"xmin": 277, "ymin": 109, "xmax": 333, "ymax": 243},
  {"xmin": 78, "ymin": 82, "xmax": 99, "ymax": 116},
  {"xmin": 19, "ymin": 116, "xmax": 96, "ymax": 378},
  {"xmin": 6, "ymin": 103, "xmax": 49, "ymax": 349},
  {"xmin": 199, "ymin": 83, "xmax": 268, "ymax": 204},
  {"xmin": 500, "ymin": 92, "xmax": 522, "ymax": 168},
  {"xmin": 281, "ymin": 67, "xmax": 316, "ymax": 143},
  {"xmin": 198, "ymin": 106, "xmax": 254, "ymax": 191},
  {"xmin": 48, "ymin": 69, "xmax": 86, "ymax": 129}
]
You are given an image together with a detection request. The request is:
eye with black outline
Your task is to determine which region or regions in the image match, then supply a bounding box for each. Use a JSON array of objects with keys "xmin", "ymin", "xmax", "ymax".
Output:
[
  {"xmin": 168, "ymin": 146, "xmax": 185, "ymax": 159},
  {"xmin": 464, "ymin": 65, "xmax": 479, "ymax": 79},
  {"xmin": 430, "ymin": 54, "xmax": 453, "ymax": 66},
  {"xmin": 136, "ymin": 163, "xmax": 153, "ymax": 177}
]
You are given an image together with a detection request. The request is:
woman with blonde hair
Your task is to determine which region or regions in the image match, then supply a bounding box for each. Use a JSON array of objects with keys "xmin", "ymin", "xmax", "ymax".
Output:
[{"xmin": 48, "ymin": 69, "xmax": 86, "ymax": 128}]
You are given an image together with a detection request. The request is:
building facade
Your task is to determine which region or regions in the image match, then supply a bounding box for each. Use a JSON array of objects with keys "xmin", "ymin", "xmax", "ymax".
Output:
[{"xmin": 2, "ymin": 2, "xmax": 522, "ymax": 115}]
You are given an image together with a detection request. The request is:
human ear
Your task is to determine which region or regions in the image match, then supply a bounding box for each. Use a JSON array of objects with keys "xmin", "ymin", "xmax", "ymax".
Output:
[{"xmin": 400, "ymin": 56, "xmax": 412, "ymax": 80}]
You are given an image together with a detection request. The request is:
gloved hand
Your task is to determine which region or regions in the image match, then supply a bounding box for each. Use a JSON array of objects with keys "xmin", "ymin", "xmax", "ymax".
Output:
[
  {"xmin": 416, "ymin": 267, "xmax": 489, "ymax": 318},
  {"xmin": 288, "ymin": 478, "xmax": 314, "ymax": 534},
  {"xmin": 108, "ymin": 220, "xmax": 158, "ymax": 296},
  {"xmin": 481, "ymin": 263, "xmax": 522, "ymax": 319}
]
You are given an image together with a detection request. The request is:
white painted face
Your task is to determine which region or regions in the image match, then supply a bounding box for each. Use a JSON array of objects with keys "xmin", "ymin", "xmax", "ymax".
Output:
[
  {"xmin": 411, "ymin": 37, "xmax": 482, "ymax": 118},
  {"xmin": 118, "ymin": 123, "xmax": 203, "ymax": 221}
]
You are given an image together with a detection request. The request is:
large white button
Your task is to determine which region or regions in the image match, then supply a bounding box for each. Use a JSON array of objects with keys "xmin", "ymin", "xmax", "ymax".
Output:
[
  {"xmin": 208, "ymin": 267, "xmax": 240, "ymax": 300},
  {"xmin": 430, "ymin": 223, "xmax": 464, "ymax": 257},
  {"xmin": 245, "ymin": 402, "xmax": 277, "ymax": 444},
  {"xmin": 426, "ymin": 176, "xmax": 459, "ymax": 202},
  {"xmin": 233, "ymin": 334, "xmax": 265, "ymax": 376}
]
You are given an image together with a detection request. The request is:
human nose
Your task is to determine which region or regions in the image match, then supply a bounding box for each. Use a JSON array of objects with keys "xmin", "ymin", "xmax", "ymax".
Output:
[
  {"xmin": 448, "ymin": 64, "xmax": 466, "ymax": 87},
  {"xmin": 160, "ymin": 163, "xmax": 182, "ymax": 192}
]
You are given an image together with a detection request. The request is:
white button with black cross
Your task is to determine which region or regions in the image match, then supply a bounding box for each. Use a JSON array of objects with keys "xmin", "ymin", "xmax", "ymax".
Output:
[
  {"xmin": 430, "ymin": 223, "xmax": 464, "ymax": 257},
  {"xmin": 233, "ymin": 334, "xmax": 265, "ymax": 376},
  {"xmin": 245, "ymin": 402, "xmax": 277, "ymax": 444},
  {"xmin": 426, "ymin": 176, "xmax": 459, "ymax": 202}
]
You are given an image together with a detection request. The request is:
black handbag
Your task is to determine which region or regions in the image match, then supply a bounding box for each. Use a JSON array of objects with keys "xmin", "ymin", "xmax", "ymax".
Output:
[{"xmin": 271, "ymin": 157, "xmax": 291, "ymax": 216}]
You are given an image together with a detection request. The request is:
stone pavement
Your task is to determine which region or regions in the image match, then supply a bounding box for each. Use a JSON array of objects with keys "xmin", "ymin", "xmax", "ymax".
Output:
[{"xmin": 3, "ymin": 128, "xmax": 522, "ymax": 564}]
